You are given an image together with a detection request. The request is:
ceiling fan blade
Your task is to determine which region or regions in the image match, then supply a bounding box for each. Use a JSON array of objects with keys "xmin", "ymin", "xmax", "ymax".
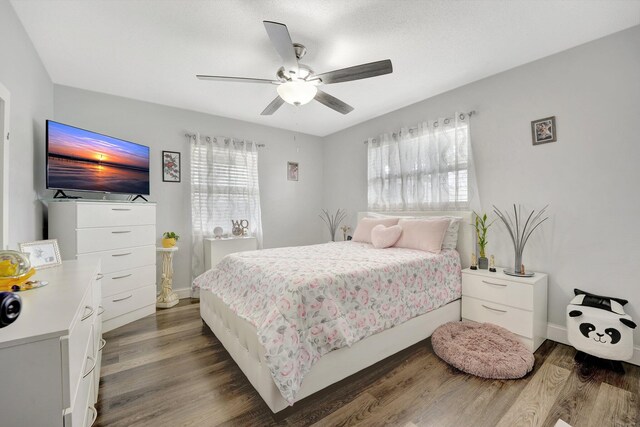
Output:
[
  {"xmin": 196, "ymin": 75, "xmax": 278, "ymax": 84},
  {"xmin": 314, "ymin": 59, "xmax": 393, "ymax": 85},
  {"xmin": 263, "ymin": 21, "xmax": 299, "ymax": 75},
  {"xmin": 261, "ymin": 96, "xmax": 285, "ymax": 115},
  {"xmin": 314, "ymin": 90, "xmax": 354, "ymax": 115}
]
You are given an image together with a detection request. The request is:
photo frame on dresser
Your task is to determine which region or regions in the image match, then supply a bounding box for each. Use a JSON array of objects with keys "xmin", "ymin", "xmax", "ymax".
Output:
[{"xmin": 19, "ymin": 239, "xmax": 62, "ymax": 269}]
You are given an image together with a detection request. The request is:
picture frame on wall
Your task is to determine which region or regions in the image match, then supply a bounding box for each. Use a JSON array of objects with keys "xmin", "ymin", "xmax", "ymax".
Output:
[
  {"xmin": 19, "ymin": 239, "xmax": 62, "ymax": 269},
  {"xmin": 531, "ymin": 116, "xmax": 557, "ymax": 145},
  {"xmin": 287, "ymin": 161, "xmax": 299, "ymax": 181},
  {"xmin": 162, "ymin": 151, "xmax": 181, "ymax": 182}
]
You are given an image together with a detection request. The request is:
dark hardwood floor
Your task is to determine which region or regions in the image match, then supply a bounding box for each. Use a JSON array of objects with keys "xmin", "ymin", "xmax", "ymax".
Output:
[{"xmin": 96, "ymin": 299, "xmax": 639, "ymax": 427}]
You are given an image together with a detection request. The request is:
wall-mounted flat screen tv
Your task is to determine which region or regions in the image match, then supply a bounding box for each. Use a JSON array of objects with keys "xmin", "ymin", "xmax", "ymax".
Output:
[{"xmin": 46, "ymin": 120, "xmax": 150, "ymax": 195}]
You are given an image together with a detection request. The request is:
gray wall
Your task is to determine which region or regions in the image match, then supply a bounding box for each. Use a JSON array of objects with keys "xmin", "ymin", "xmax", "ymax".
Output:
[
  {"xmin": 0, "ymin": 0, "xmax": 53, "ymax": 247},
  {"xmin": 54, "ymin": 85, "xmax": 325, "ymax": 292},
  {"xmin": 323, "ymin": 25, "xmax": 640, "ymax": 338}
]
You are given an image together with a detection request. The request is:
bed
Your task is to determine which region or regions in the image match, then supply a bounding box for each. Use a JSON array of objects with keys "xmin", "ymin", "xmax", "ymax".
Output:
[{"xmin": 196, "ymin": 211, "xmax": 473, "ymax": 413}]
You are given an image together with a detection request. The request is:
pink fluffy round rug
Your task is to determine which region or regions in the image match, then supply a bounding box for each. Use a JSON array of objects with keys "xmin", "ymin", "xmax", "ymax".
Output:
[{"xmin": 431, "ymin": 321, "xmax": 535, "ymax": 379}]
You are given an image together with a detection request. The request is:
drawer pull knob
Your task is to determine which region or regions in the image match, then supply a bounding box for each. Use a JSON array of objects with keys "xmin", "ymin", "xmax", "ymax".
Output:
[
  {"xmin": 99, "ymin": 338, "xmax": 107, "ymax": 351},
  {"xmin": 81, "ymin": 305, "xmax": 95, "ymax": 321},
  {"xmin": 83, "ymin": 355, "xmax": 97, "ymax": 378},
  {"xmin": 88, "ymin": 406, "xmax": 98, "ymax": 426},
  {"xmin": 111, "ymin": 230, "xmax": 132, "ymax": 234},
  {"xmin": 97, "ymin": 305, "xmax": 105, "ymax": 316},
  {"xmin": 111, "ymin": 208, "xmax": 132, "ymax": 211},
  {"xmin": 96, "ymin": 273, "xmax": 104, "ymax": 281},
  {"xmin": 482, "ymin": 280, "xmax": 507, "ymax": 287},
  {"xmin": 113, "ymin": 294, "xmax": 133, "ymax": 302},
  {"xmin": 112, "ymin": 252, "xmax": 132, "ymax": 257},
  {"xmin": 481, "ymin": 304, "xmax": 507, "ymax": 313},
  {"xmin": 112, "ymin": 273, "xmax": 132, "ymax": 280}
]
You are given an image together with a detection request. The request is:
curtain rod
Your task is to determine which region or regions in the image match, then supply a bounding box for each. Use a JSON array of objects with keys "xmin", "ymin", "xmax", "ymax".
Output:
[
  {"xmin": 362, "ymin": 110, "xmax": 476, "ymax": 145},
  {"xmin": 185, "ymin": 133, "xmax": 266, "ymax": 148}
]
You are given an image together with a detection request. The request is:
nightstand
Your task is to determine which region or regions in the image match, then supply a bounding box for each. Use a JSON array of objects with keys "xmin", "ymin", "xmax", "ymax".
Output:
[
  {"xmin": 461, "ymin": 267, "xmax": 548, "ymax": 351},
  {"xmin": 204, "ymin": 237, "xmax": 258, "ymax": 271}
]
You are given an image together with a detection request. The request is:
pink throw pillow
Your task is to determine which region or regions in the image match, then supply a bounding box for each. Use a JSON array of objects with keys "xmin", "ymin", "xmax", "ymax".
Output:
[
  {"xmin": 371, "ymin": 224, "xmax": 403, "ymax": 249},
  {"xmin": 393, "ymin": 218, "xmax": 450, "ymax": 253},
  {"xmin": 352, "ymin": 217, "xmax": 400, "ymax": 243}
]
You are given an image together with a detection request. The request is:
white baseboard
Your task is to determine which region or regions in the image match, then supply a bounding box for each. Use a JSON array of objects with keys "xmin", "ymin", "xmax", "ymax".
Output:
[
  {"xmin": 546, "ymin": 322, "xmax": 640, "ymax": 366},
  {"xmin": 174, "ymin": 288, "xmax": 192, "ymax": 299},
  {"xmin": 156, "ymin": 287, "xmax": 193, "ymax": 299}
]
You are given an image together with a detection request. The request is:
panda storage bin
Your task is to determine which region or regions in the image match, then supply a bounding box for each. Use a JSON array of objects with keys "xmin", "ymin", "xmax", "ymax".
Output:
[{"xmin": 567, "ymin": 289, "xmax": 636, "ymax": 362}]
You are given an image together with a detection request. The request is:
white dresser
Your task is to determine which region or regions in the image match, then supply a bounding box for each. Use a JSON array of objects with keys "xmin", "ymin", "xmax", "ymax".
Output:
[
  {"xmin": 0, "ymin": 260, "xmax": 103, "ymax": 427},
  {"xmin": 48, "ymin": 200, "xmax": 156, "ymax": 332},
  {"xmin": 204, "ymin": 236, "xmax": 258, "ymax": 271},
  {"xmin": 461, "ymin": 267, "xmax": 548, "ymax": 351}
]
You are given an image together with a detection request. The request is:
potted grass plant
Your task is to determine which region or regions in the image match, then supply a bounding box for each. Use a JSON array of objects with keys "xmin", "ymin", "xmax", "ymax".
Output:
[
  {"xmin": 162, "ymin": 231, "xmax": 180, "ymax": 248},
  {"xmin": 473, "ymin": 212, "xmax": 494, "ymax": 269}
]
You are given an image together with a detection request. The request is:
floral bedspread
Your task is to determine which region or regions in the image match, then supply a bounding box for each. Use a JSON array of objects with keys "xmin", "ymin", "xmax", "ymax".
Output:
[{"xmin": 193, "ymin": 241, "xmax": 461, "ymax": 404}]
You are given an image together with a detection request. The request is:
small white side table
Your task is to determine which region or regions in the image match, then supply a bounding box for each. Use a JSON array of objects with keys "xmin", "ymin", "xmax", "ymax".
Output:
[
  {"xmin": 156, "ymin": 246, "xmax": 179, "ymax": 309},
  {"xmin": 461, "ymin": 267, "xmax": 548, "ymax": 351},
  {"xmin": 204, "ymin": 237, "xmax": 258, "ymax": 271}
]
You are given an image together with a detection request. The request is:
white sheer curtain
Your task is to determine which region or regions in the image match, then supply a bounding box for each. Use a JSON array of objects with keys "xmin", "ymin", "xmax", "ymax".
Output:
[
  {"xmin": 367, "ymin": 112, "xmax": 474, "ymax": 211},
  {"xmin": 190, "ymin": 133, "xmax": 263, "ymax": 282}
]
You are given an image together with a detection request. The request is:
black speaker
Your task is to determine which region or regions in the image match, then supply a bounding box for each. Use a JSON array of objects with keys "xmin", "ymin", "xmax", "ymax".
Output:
[{"xmin": 0, "ymin": 292, "xmax": 21, "ymax": 328}]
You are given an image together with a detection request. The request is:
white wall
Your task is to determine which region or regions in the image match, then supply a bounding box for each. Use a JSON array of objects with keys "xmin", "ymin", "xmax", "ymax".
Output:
[
  {"xmin": 0, "ymin": 0, "xmax": 53, "ymax": 247},
  {"xmin": 323, "ymin": 26, "xmax": 640, "ymax": 340},
  {"xmin": 53, "ymin": 85, "xmax": 325, "ymax": 293}
]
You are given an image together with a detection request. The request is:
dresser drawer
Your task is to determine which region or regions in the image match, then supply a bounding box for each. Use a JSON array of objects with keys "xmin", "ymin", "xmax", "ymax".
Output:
[
  {"xmin": 462, "ymin": 296, "xmax": 533, "ymax": 339},
  {"xmin": 77, "ymin": 245, "xmax": 155, "ymax": 274},
  {"xmin": 462, "ymin": 273, "xmax": 533, "ymax": 311},
  {"xmin": 77, "ymin": 203, "xmax": 155, "ymax": 228},
  {"xmin": 63, "ymin": 351, "xmax": 94, "ymax": 427},
  {"xmin": 101, "ymin": 265, "xmax": 156, "ymax": 298},
  {"xmin": 102, "ymin": 284, "xmax": 156, "ymax": 321},
  {"xmin": 77, "ymin": 225, "xmax": 155, "ymax": 254},
  {"xmin": 65, "ymin": 288, "xmax": 95, "ymax": 408}
]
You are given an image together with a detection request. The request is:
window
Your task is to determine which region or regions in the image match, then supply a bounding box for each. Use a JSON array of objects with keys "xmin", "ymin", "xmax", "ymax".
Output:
[
  {"xmin": 191, "ymin": 142, "xmax": 260, "ymax": 233},
  {"xmin": 367, "ymin": 116, "xmax": 470, "ymax": 211}
]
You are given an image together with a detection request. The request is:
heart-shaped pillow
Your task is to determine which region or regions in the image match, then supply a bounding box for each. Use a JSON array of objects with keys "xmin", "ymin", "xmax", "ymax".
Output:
[{"xmin": 371, "ymin": 224, "xmax": 403, "ymax": 249}]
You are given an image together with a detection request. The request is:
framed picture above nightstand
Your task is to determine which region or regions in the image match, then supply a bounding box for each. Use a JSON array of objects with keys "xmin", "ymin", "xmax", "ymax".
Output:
[{"xmin": 461, "ymin": 267, "xmax": 548, "ymax": 351}]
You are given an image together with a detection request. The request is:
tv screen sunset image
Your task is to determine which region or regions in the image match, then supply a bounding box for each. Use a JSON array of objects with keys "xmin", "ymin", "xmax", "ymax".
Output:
[{"xmin": 47, "ymin": 121, "xmax": 150, "ymax": 195}]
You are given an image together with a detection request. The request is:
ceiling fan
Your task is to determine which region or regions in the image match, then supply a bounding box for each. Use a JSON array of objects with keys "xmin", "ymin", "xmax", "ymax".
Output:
[{"xmin": 197, "ymin": 21, "xmax": 393, "ymax": 116}]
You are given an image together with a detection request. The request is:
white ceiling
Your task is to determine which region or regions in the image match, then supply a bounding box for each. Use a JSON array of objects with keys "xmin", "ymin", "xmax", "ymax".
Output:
[{"xmin": 10, "ymin": 0, "xmax": 640, "ymax": 137}]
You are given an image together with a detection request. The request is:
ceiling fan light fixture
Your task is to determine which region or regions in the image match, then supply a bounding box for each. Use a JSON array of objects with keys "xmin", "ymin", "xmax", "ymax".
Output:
[{"xmin": 277, "ymin": 80, "xmax": 317, "ymax": 106}]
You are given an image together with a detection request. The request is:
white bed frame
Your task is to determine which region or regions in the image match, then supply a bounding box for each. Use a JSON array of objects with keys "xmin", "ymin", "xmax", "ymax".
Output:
[{"xmin": 200, "ymin": 211, "xmax": 473, "ymax": 413}]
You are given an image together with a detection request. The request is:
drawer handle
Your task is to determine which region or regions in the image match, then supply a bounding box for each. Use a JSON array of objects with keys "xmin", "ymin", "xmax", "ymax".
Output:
[
  {"xmin": 111, "ymin": 230, "xmax": 131, "ymax": 234},
  {"xmin": 481, "ymin": 304, "xmax": 507, "ymax": 313},
  {"xmin": 97, "ymin": 305, "xmax": 104, "ymax": 316},
  {"xmin": 113, "ymin": 294, "xmax": 133, "ymax": 302},
  {"xmin": 96, "ymin": 273, "xmax": 104, "ymax": 281},
  {"xmin": 112, "ymin": 208, "xmax": 132, "ymax": 211},
  {"xmin": 81, "ymin": 305, "xmax": 95, "ymax": 321},
  {"xmin": 99, "ymin": 338, "xmax": 107, "ymax": 351},
  {"xmin": 482, "ymin": 280, "xmax": 507, "ymax": 288},
  {"xmin": 83, "ymin": 355, "xmax": 97, "ymax": 378},
  {"xmin": 112, "ymin": 252, "xmax": 132, "ymax": 257},
  {"xmin": 112, "ymin": 273, "xmax": 132, "ymax": 280},
  {"xmin": 88, "ymin": 406, "xmax": 98, "ymax": 426}
]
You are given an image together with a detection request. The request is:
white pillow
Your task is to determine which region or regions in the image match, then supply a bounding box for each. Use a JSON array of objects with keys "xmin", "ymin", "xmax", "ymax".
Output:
[{"xmin": 367, "ymin": 213, "xmax": 461, "ymax": 250}]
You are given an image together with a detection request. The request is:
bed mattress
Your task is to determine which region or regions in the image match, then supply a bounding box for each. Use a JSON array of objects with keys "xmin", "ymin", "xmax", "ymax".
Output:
[{"xmin": 193, "ymin": 241, "xmax": 461, "ymax": 404}]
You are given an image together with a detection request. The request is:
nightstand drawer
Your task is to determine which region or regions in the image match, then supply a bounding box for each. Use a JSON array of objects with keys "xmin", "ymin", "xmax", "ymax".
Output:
[
  {"xmin": 462, "ymin": 273, "xmax": 533, "ymax": 311},
  {"xmin": 462, "ymin": 296, "xmax": 533, "ymax": 339}
]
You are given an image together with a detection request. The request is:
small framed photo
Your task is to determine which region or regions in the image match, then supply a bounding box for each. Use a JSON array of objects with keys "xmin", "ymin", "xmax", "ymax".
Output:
[
  {"xmin": 19, "ymin": 239, "xmax": 62, "ymax": 269},
  {"xmin": 531, "ymin": 116, "xmax": 557, "ymax": 145},
  {"xmin": 287, "ymin": 161, "xmax": 299, "ymax": 181},
  {"xmin": 162, "ymin": 151, "xmax": 181, "ymax": 182}
]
